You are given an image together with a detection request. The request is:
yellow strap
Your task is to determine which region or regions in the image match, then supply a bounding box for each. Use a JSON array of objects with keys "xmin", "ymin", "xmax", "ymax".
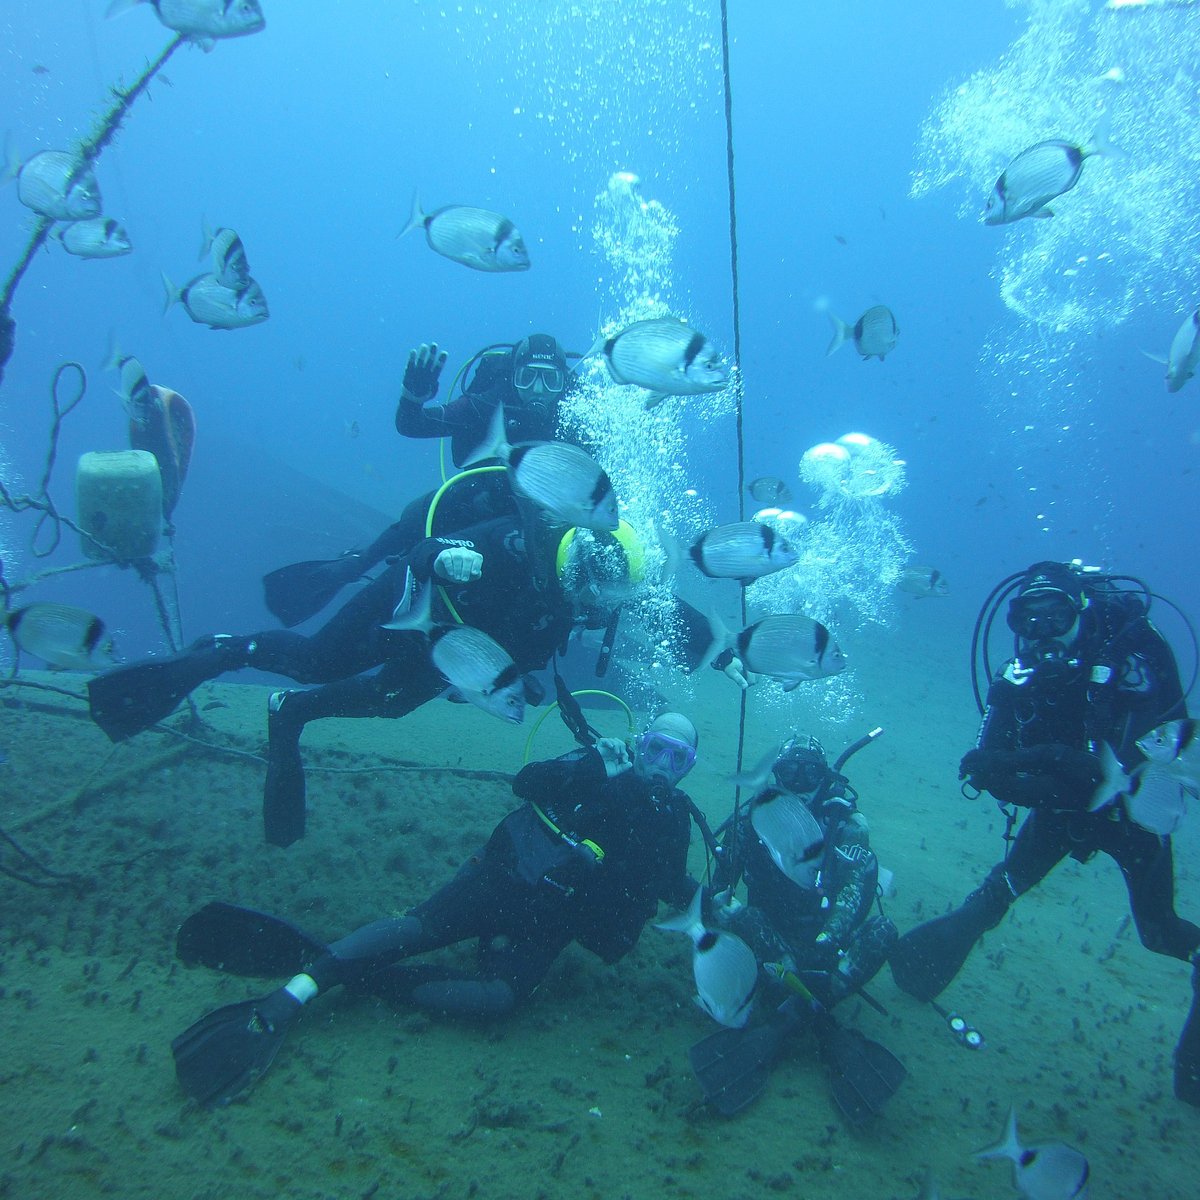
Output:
[{"xmin": 529, "ymin": 801, "xmax": 605, "ymax": 863}]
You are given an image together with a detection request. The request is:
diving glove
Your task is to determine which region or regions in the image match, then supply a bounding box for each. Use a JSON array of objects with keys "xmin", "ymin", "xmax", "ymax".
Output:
[{"xmin": 401, "ymin": 342, "xmax": 449, "ymax": 403}]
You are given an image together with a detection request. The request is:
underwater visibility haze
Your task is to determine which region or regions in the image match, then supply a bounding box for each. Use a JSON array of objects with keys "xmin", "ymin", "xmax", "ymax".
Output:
[{"xmin": 1, "ymin": 1, "xmax": 1199, "ymax": 1197}]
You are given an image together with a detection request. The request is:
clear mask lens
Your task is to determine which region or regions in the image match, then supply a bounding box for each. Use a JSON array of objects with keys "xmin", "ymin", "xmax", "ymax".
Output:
[
  {"xmin": 513, "ymin": 363, "xmax": 565, "ymax": 393},
  {"xmin": 637, "ymin": 732, "xmax": 696, "ymax": 775}
]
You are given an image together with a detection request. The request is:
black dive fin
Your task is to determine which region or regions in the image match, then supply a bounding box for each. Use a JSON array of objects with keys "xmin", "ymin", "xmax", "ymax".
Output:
[
  {"xmin": 688, "ymin": 1005, "xmax": 805, "ymax": 1116},
  {"xmin": 177, "ymin": 902, "xmax": 327, "ymax": 977},
  {"xmin": 87, "ymin": 649, "xmax": 222, "ymax": 742},
  {"xmin": 889, "ymin": 907, "xmax": 983, "ymax": 1002},
  {"xmin": 171, "ymin": 996, "xmax": 293, "ymax": 1107},
  {"xmin": 262, "ymin": 555, "xmax": 363, "ymax": 628},
  {"xmin": 813, "ymin": 1013, "xmax": 906, "ymax": 1128}
]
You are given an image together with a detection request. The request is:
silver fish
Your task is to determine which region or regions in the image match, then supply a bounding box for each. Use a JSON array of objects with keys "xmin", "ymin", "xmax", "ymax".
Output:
[
  {"xmin": 2, "ymin": 148, "xmax": 101, "ymax": 221},
  {"xmin": 1162, "ymin": 307, "xmax": 1200, "ymax": 393},
  {"xmin": 976, "ymin": 1108, "xmax": 1090, "ymax": 1200},
  {"xmin": 1121, "ymin": 764, "xmax": 1196, "ymax": 835},
  {"xmin": 402, "ymin": 195, "xmax": 530, "ymax": 273},
  {"xmin": 657, "ymin": 887, "xmax": 757, "ymax": 1028},
  {"xmin": 1137, "ymin": 718, "xmax": 1200, "ymax": 769},
  {"xmin": 105, "ymin": 0, "xmax": 266, "ymax": 40},
  {"xmin": 104, "ymin": 343, "xmax": 154, "ymax": 425},
  {"xmin": 984, "ymin": 138, "xmax": 1100, "ymax": 225},
  {"xmin": 826, "ymin": 305, "xmax": 899, "ymax": 361},
  {"xmin": 711, "ymin": 612, "xmax": 846, "ymax": 691},
  {"xmin": 898, "ymin": 565, "xmax": 949, "ymax": 597},
  {"xmin": 690, "ymin": 521, "xmax": 798, "ymax": 583},
  {"xmin": 199, "ymin": 223, "xmax": 251, "ymax": 288},
  {"xmin": 162, "ymin": 270, "xmax": 269, "ymax": 330},
  {"xmin": 748, "ymin": 476, "xmax": 792, "ymax": 505},
  {"xmin": 53, "ymin": 217, "xmax": 132, "ymax": 259},
  {"xmin": 5, "ymin": 603, "xmax": 115, "ymax": 671},
  {"xmin": 382, "ymin": 579, "xmax": 525, "ymax": 724},
  {"xmin": 468, "ymin": 406, "xmax": 618, "ymax": 531},
  {"xmin": 750, "ymin": 789, "xmax": 825, "ymax": 889},
  {"xmin": 592, "ymin": 317, "xmax": 729, "ymax": 401}
]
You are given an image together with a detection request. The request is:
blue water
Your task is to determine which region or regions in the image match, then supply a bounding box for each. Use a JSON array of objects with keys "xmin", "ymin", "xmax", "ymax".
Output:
[{"xmin": 2, "ymin": 2, "xmax": 1200, "ymax": 1196}]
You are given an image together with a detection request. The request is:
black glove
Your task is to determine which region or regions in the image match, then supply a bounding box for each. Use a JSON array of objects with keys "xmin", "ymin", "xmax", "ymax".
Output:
[
  {"xmin": 960, "ymin": 745, "xmax": 1103, "ymax": 807},
  {"xmin": 401, "ymin": 342, "xmax": 448, "ymax": 403}
]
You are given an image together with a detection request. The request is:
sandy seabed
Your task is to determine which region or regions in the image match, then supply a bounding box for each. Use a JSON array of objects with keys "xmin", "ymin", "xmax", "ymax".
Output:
[{"xmin": 1, "ymin": 600, "xmax": 1197, "ymax": 1200}]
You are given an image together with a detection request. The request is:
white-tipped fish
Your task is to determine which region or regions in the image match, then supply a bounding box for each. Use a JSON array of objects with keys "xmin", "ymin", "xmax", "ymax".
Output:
[
  {"xmin": 707, "ymin": 611, "xmax": 846, "ymax": 691},
  {"xmin": 162, "ymin": 270, "xmax": 268, "ymax": 330},
  {"xmin": 383, "ymin": 577, "xmax": 525, "ymax": 724},
  {"xmin": 657, "ymin": 886, "xmax": 757, "ymax": 1028},
  {"xmin": 1148, "ymin": 307, "xmax": 1200, "ymax": 393},
  {"xmin": 587, "ymin": 316, "xmax": 729, "ymax": 404},
  {"xmin": 976, "ymin": 1108, "xmax": 1089, "ymax": 1200},
  {"xmin": 105, "ymin": 0, "xmax": 266, "ymax": 41},
  {"xmin": 984, "ymin": 130, "xmax": 1105, "ymax": 225},
  {"xmin": 747, "ymin": 476, "xmax": 792, "ymax": 506},
  {"xmin": 401, "ymin": 195, "xmax": 530, "ymax": 273},
  {"xmin": 826, "ymin": 305, "xmax": 899, "ymax": 361},
  {"xmin": 467, "ymin": 405, "xmax": 618, "ymax": 531},
  {"xmin": 898, "ymin": 565, "xmax": 949, "ymax": 597},
  {"xmin": 689, "ymin": 521, "xmax": 798, "ymax": 584},
  {"xmin": 750, "ymin": 789, "xmax": 826, "ymax": 889},
  {"xmin": 1, "ymin": 145, "xmax": 101, "ymax": 221},
  {"xmin": 52, "ymin": 217, "xmax": 131, "ymax": 259},
  {"xmin": 199, "ymin": 222, "xmax": 251, "ymax": 288},
  {"xmin": 5, "ymin": 603, "xmax": 115, "ymax": 671}
]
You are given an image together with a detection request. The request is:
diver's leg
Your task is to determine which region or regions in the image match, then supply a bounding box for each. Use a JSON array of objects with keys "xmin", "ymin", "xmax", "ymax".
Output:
[
  {"xmin": 825, "ymin": 914, "xmax": 899, "ymax": 1006},
  {"xmin": 890, "ymin": 810, "xmax": 1073, "ymax": 1000},
  {"xmin": 1103, "ymin": 822, "xmax": 1200, "ymax": 1105},
  {"xmin": 262, "ymin": 650, "xmax": 444, "ymax": 847}
]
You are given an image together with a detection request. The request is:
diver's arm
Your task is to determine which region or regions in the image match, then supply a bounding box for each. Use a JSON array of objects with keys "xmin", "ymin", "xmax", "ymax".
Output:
[{"xmin": 819, "ymin": 815, "xmax": 874, "ymax": 946}]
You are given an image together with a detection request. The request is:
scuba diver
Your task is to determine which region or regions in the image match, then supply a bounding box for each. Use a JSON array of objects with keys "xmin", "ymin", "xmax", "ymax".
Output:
[
  {"xmin": 169, "ymin": 712, "xmax": 703, "ymax": 1108},
  {"xmin": 88, "ymin": 507, "xmax": 712, "ymax": 847},
  {"xmin": 263, "ymin": 333, "xmax": 580, "ymax": 627},
  {"xmin": 888, "ymin": 559, "xmax": 1200, "ymax": 1106},
  {"xmin": 688, "ymin": 731, "xmax": 906, "ymax": 1125}
]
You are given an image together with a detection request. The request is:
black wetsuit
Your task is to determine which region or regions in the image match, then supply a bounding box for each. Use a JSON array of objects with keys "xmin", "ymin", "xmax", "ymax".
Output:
[
  {"xmin": 715, "ymin": 785, "xmax": 895, "ymax": 1005},
  {"xmin": 304, "ymin": 746, "xmax": 696, "ymax": 1016},
  {"xmin": 302, "ymin": 351, "xmax": 578, "ymax": 609},
  {"xmin": 893, "ymin": 590, "xmax": 1199, "ymax": 1005}
]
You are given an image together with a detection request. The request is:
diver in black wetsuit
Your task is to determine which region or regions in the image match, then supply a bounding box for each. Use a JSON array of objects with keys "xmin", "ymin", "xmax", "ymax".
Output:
[
  {"xmin": 263, "ymin": 333, "xmax": 578, "ymax": 627},
  {"xmin": 88, "ymin": 511, "xmax": 713, "ymax": 846},
  {"xmin": 888, "ymin": 560, "xmax": 1200, "ymax": 1106},
  {"xmin": 713, "ymin": 735, "xmax": 897, "ymax": 1009},
  {"xmin": 170, "ymin": 712, "xmax": 702, "ymax": 1107}
]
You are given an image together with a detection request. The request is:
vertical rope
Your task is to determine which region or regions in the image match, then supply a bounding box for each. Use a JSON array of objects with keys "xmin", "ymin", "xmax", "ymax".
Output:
[{"xmin": 719, "ymin": 0, "xmax": 749, "ymax": 787}]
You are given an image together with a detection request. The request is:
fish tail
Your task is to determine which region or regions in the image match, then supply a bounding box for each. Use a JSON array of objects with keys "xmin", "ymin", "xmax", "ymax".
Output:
[
  {"xmin": 160, "ymin": 270, "xmax": 180, "ymax": 315},
  {"xmin": 654, "ymin": 883, "xmax": 704, "ymax": 936},
  {"xmin": 102, "ymin": 330, "xmax": 123, "ymax": 373},
  {"xmin": 381, "ymin": 571, "xmax": 433, "ymax": 633},
  {"xmin": 198, "ymin": 217, "xmax": 213, "ymax": 261},
  {"xmin": 974, "ymin": 1107, "xmax": 1021, "ymax": 1164},
  {"xmin": 1084, "ymin": 108, "xmax": 1122, "ymax": 159},
  {"xmin": 462, "ymin": 401, "xmax": 509, "ymax": 468},
  {"xmin": 398, "ymin": 190, "xmax": 424, "ymax": 239},
  {"xmin": 699, "ymin": 608, "xmax": 733, "ymax": 672},
  {"xmin": 825, "ymin": 311, "xmax": 851, "ymax": 356}
]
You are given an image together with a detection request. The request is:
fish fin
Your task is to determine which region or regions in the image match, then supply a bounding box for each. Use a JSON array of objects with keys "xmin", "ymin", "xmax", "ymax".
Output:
[
  {"xmin": 700, "ymin": 609, "xmax": 733, "ymax": 672},
  {"xmin": 729, "ymin": 742, "xmax": 784, "ymax": 792},
  {"xmin": 381, "ymin": 570, "xmax": 432, "ymax": 633},
  {"xmin": 1031, "ymin": 207, "xmax": 1054, "ymax": 219},
  {"xmin": 658, "ymin": 529, "xmax": 683, "ymax": 583},
  {"xmin": 1141, "ymin": 348, "xmax": 1169, "ymax": 366},
  {"xmin": 102, "ymin": 330, "xmax": 124, "ymax": 373},
  {"xmin": 782, "ymin": 679, "xmax": 802, "ymax": 693},
  {"xmin": 975, "ymin": 1106, "xmax": 1021, "ymax": 1162},
  {"xmin": 104, "ymin": 0, "xmax": 143, "ymax": 18},
  {"xmin": 462, "ymin": 401, "xmax": 509, "ymax": 467},
  {"xmin": 1088, "ymin": 743, "xmax": 1131, "ymax": 813},
  {"xmin": 642, "ymin": 391, "xmax": 671, "ymax": 410},
  {"xmin": 198, "ymin": 218, "xmax": 213, "ymax": 261},
  {"xmin": 161, "ymin": 270, "xmax": 180, "ymax": 314},
  {"xmin": 825, "ymin": 312, "xmax": 851, "ymax": 356},
  {"xmin": 399, "ymin": 191, "xmax": 424, "ymax": 239}
]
